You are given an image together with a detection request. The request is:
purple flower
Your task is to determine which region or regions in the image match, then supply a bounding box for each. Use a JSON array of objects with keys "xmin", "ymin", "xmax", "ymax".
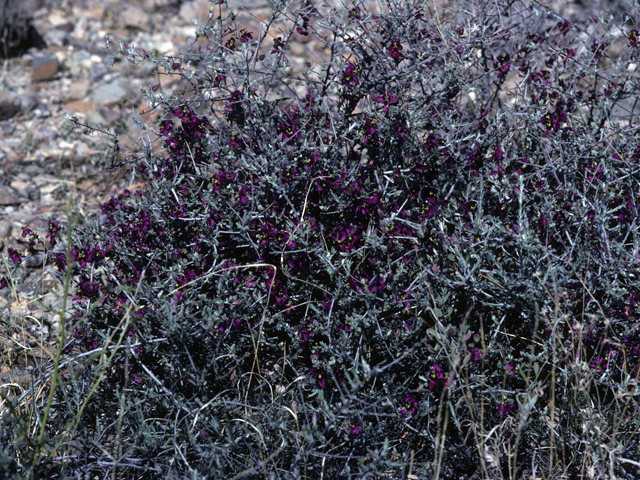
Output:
[
  {"xmin": 311, "ymin": 367, "xmax": 325, "ymax": 388},
  {"xmin": 302, "ymin": 89, "xmax": 316, "ymax": 112},
  {"xmin": 277, "ymin": 110, "xmax": 301, "ymax": 141},
  {"xmin": 361, "ymin": 117, "xmax": 377, "ymax": 144},
  {"xmin": 342, "ymin": 63, "xmax": 359, "ymax": 88},
  {"xmin": 7, "ymin": 247, "xmax": 21, "ymax": 265},
  {"xmin": 387, "ymin": 39, "xmax": 404, "ymax": 61},
  {"xmin": 74, "ymin": 275, "xmax": 102, "ymax": 301},
  {"xmin": 71, "ymin": 245, "xmax": 106, "ymax": 269},
  {"xmin": 347, "ymin": 7, "xmax": 361, "ymax": 20},
  {"xmin": 494, "ymin": 54, "xmax": 511, "ymax": 79},
  {"xmin": 562, "ymin": 48, "xmax": 576, "ymax": 63},
  {"xmin": 348, "ymin": 420, "xmax": 363, "ymax": 435},
  {"xmin": 295, "ymin": 12, "xmax": 310, "ymax": 36},
  {"xmin": 213, "ymin": 72, "xmax": 226, "ymax": 86},
  {"xmin": 557, "ymin": 20, "xmax": 570, "ymax": 35},
  {"xmin": 52, "ymin": 252, "xmax": 67, "ymax": 271},
  {"xmin": 271, "ymin": 37, "xmax": 284, "ymax": 54},
  {"xmin": 470, "ymin": 347, "xmax": 483, "ymax": 362},
  {"xmin": 497, "ymin": 402, "xmax": 515, "ymax": 416},
  {"xmin": 239, "ymin": 29, "xmax": 253, "ymax": 42},
  {"xmin": 298, "ymin": 327, "xmax": 314, "ymax": 344},
  {"xmin": 429, "ymin": 363, "xmax": 449, "ymax": 390},
  {"xmin": 374, "ymin": 91, "xmax": 398, "ymax": 113},
  {"xmin": 46, "ymin": 221, "xmax": 61, "ymax": 246},
  {"xmin": 0, "ymin": 277, "xmax": 7, "ymax": 290},
  {"xmin": 400, "ymin": 394, "xmax": 419, "ymax": 414}
]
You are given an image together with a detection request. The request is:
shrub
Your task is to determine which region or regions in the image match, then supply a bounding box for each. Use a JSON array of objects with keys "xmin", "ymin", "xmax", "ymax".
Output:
[{"xmin": 3, "ymin": 0, "xmax": 640, "ymax": 478}]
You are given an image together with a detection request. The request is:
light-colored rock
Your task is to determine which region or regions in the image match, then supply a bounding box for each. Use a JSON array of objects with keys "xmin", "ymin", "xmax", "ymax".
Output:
[
  {"xmin": 0, "ymin": 221, "xmax": 13, "ymax": 239},
  {"xmin": 10, "ymin": 180, "xmax": 30, "ymax": 192},
  {"xmin": 47, "ymin": 10, "xmax": 68, "ymax": 27},
  {"xmin": 79, "ymin": 4, "xmax": 106, "ymax": 21},
  {"xmin": 120, "ymin": 6, "xmax": 153, "ymax": 31},
  {"xmin": 66, "ymin": 79, "xmax": 90, "ymax": 100},
  {"xmin": 65, "ymin": 99, "xmax": 98, "ymax": 114},
  {"xmin": 179, "ymin": 0, "xmax": 214, "ymax": 26},
  {"xmin": 84, "ymin": 109, "xmax": 108, "ymax": 126},
  {"xmin": 89, "ymin": 77, "xmax": 134, "ymax": 105}
]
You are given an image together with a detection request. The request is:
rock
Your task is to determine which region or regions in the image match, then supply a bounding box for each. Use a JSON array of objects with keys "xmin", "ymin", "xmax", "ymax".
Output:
[
  {"xmin": 27, "ymin": 186, "xmax": 41, "ymax": 201},
  {"xmin": 89, "ymin": 63, "xmax": 113, "ymax": 83},
  {"xmin": 33, "ymin": 127, "xmax": 58, "ymax": 144},
  {"xmin": 71, "ymin": 15, "xmax": 89, "ymax": 40},
  {"xmin": 0, "ymin": 221, "xmax": 12, "ymax": 238},
  {"xmin": 179, "ymin": 0, "xmax": 214, "ymax": 26},
  {"xmin": 82, "ymin": 4, "xmax": 106, "ymax": 21},
  {"xmin": 98, "ymin": 106, "xmax": 122, "ymax": 126},
  {"xmin": 65, "ymin": 99, "xmax": 98, "ymax": 114},
  {"xmin": 120, "ymin": 6, "xmax": 153, "ymax": 31},
  {"xmin": 47, "ymin": 10, "xmax": 68, "ymax": 28},
  {"xmin": 89, "ymin": 77, "xmax": 134, "ymax": 105},
  {"xmin": 84, "ymin": 109, "xmax": 108, "ymax": 127},
  {"xmin": 10, "ymin": 179, "xmax": 30, "ymax": 191},
  {"xmin": 137, "ymin": 0, "xmax": 182, "ymax": 13},
  {"xmin": 66, "ymin": 79, "xmax": 90, "ymax": 101},
  {"xmin": 31, "ymin": 55, "xmax": 58, "ymax": 82},
  {"xmin": 0, "ymin": 92, "xmax": 22, "ymax": 121},
  {"xmin": 0, "ymin": 147, "xmax": 18, "ymax": 162},
  {"xmin": 0, "ymin": 185, "xmax": 21, "ymax": 205},
  {"xmin": 0, "ymin": 121, "xmax": 16, "ymax": 135},
  {"xmin": 32, "ymin": 106, "xmax": 51, "ymax": 119},
  {"xmin": 228, "ymin": 0, "xmax": 271, "ymax": 9}
]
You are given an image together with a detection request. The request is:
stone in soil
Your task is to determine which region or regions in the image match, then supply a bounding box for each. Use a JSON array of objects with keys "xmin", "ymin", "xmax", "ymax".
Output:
[{"xmin": 31, "ymin": 54, "xmax": 59, "ymax": 82}]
